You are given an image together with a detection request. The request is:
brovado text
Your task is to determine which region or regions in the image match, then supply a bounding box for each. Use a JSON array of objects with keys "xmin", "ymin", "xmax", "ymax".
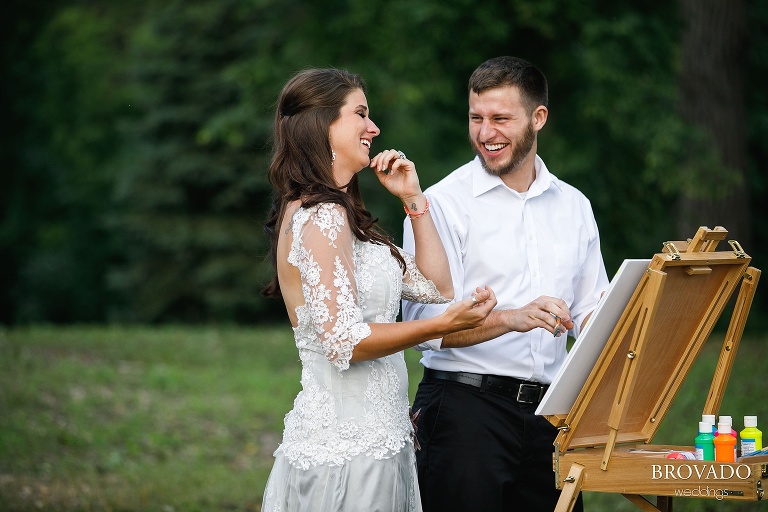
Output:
[{"xmin": 651, "ymin": 464, "xmax": 752, "ymax": 480}]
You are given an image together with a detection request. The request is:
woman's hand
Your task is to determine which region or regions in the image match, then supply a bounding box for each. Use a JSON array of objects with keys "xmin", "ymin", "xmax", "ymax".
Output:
[
  {"xmin": 441, "ymin": 286, "xmax": 497, "ymax": 333},
  {"xmin": 369, "ymin": 149, "xmax": 422, "ymax": 206}
]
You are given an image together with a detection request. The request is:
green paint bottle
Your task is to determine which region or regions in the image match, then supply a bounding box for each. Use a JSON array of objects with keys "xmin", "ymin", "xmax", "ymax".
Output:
[{"xmin": 695, "ymin": 421, "xmax": 715, "ymax": 461}]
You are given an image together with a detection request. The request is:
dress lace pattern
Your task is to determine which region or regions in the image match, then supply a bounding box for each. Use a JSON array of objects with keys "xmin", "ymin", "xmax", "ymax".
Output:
[{"xmin": 277, "ymin": 203, "xmax": 449, "ymax": 469}]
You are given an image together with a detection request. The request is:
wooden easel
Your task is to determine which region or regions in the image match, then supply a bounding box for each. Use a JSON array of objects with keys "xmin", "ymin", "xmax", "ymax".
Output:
[{"xmin": 548, "ymin": 227, "xmax": 763, "ymax": 511}]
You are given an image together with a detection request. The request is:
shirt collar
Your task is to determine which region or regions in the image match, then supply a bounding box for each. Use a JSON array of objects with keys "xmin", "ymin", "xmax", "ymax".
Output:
[{"xmin": 471, "ymin": 154, "xmax": 561, "ymax": 198}]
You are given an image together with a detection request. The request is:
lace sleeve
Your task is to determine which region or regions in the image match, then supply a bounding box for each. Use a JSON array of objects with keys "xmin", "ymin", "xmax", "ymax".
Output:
[
  {"xmin": 290, "ymin": 204, "xmax": 372, "ymax": 371},
  {"xmin": 398, "ymin": 248, "xmax": 451, "ymax": 305}
]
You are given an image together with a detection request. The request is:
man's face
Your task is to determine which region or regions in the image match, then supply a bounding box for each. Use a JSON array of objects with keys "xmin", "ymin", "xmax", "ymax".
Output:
[{"xmin": 468, "ymin": 85, "xmax": 537, "ymax": 177}]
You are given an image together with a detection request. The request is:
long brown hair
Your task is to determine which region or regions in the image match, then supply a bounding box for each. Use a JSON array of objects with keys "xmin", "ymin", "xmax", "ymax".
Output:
[{"xmin": 262, "ymin": 68, "xmax": 405, "ymax": 298}]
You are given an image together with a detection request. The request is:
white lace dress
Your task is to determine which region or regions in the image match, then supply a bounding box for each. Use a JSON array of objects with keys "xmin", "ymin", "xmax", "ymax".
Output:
[{"xmin": 261, "ymin": 203, "xmax": 449, "ymax": 512}]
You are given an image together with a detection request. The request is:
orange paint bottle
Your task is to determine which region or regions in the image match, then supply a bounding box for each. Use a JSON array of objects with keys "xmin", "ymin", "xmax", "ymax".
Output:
[{"xmin": 714, "ymin": 422, "xmax": 736, "ymax": 462}]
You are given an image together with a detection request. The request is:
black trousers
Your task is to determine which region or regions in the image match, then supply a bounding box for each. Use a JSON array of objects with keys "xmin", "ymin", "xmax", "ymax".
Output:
[{"xmin": 413, "ymin": 371, "xmax": 584, "ymax": 512}]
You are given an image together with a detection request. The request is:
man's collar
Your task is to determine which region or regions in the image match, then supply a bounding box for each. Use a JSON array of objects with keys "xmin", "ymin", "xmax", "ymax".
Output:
[
  {"xmin": 471, "ymin": 157, "xmax": 504, "ymax": 197},
  {"xmin": 471, "ymin": 155, "xmax": 559, "ymax": 198}
]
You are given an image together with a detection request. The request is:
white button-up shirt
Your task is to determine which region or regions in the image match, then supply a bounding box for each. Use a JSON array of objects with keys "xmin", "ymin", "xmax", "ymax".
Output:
[{"xmin": 402, "ymin": 155, "xmax": 608, "ymax": 384}]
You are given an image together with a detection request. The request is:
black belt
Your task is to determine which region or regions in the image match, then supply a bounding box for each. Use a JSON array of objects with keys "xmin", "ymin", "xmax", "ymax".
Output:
[{"xmin": 425, "ymin": 369, "xmax": 549, "ymax": 404}]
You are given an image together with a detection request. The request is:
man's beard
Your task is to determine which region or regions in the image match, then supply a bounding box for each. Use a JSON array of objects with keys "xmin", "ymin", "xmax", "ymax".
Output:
[{"xmin": 472, "ymin": 120, "xmax": 536, "ymax": 177}]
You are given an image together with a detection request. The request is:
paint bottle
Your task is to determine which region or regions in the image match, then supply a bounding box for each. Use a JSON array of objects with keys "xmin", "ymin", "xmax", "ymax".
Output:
[
  {"xmin": 667, "ymin": 451, "xmax": 697, "ymax": 460},
  {"xmin": 718, "ymin": 415, "xmax": 738, "ymax": 458},
  {"xmin": 714, "ymin": 422, "xmax": 736, "ymax": 462},
  {"xmin": 740, "ymin": 416, "xmax": 763, "ymax": 456},
  {"xmin": 716, "ymin": 415, "xmax": 737, "ymax": 436},
  {"xmin": 694, "ymin": 421, "xmax": 715, "ymax": 461},
  {"xmin": 702, "ymin": 414, "xmax": 717, "ymax": 434}
]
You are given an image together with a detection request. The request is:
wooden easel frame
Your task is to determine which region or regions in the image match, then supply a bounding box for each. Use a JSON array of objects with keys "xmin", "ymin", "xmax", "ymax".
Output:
[{"xmin": 550, "ymin": 227, "xmax": 762, "ymax": 511}]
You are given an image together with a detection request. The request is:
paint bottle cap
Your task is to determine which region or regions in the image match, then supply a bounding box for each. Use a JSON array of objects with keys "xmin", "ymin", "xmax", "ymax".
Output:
[
  {"xmin": 699, "ymin": 422, "xmax": 712, "ymax": 434},
  {"xmin": 744, "ymin": 416, "xmax": 758, "ymax": 428},
  {"xmin": 702, "ymin": 414, "xmax": 716, "ymax": 426},
  {"xmin": 666, "ymin": 451, "xmax": 696, "ymax": 460},
  {"xmin": 718, "ymin": 422, "xmax": 731, "ymax": 435},
  {"xmin": 719, "ymin": 415, "xmax": 733, "ymax": 427}
]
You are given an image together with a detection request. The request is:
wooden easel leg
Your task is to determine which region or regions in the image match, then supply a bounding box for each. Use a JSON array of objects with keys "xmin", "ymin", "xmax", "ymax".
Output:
[
  {"xmin": 554, "ymin": 463, "xmax": 584, "ymax": 512},
  {"xmin": 621, "ymin": 494, "xmax": 673, "ymax": 511},
  {"xmin": 656, "ymin": 496, "xmax": 673, "ymax": 512},
  {"xmin": 622, "ymin": 494, "xmax": 661, "ymax": 511},
  {"xmin": 703, "ymin": 266, "xmax": 760, "ymax": 414}
]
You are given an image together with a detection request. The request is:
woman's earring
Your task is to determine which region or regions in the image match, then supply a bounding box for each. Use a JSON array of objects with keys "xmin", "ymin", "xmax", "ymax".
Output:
[{"xmin": 331, "ymin": 150, "xmax": 336, "ymax": 165}]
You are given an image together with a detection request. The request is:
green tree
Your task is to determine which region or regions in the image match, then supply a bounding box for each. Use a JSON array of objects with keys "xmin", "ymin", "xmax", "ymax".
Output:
[
  {"xmin": 678, "ymin": 0, "xmax": 750, "ymax": 247},
  {"xmin": 110, "ymin": 0, "xmax": 294, "ymax": 322},
  {"xmin": 1, "ymin": 3, "xmax": 142, "ymax": 322},
  {"xmin": 0, "ymin": 0, "xmax": 58, "ymax": 323},
  {"xmin": 2, "ymin": 0, "xmax": 765, "ymax": 325}
]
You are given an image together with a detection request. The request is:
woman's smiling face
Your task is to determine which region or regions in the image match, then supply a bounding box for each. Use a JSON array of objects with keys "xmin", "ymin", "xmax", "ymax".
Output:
[{"xmin": 328, "ymin": 88, "xmax": 380, "ymax": 187}]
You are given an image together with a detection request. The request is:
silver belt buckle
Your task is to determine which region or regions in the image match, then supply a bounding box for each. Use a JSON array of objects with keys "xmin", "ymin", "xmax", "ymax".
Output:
[{"xmin": 516, "ymin": 383, "xmax": 539, "ymax": 403}]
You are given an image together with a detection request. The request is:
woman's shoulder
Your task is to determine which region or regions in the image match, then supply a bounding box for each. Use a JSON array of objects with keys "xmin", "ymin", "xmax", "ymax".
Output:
[
  {"xmin": 295, "ymin": 202, "xmax": 348, "ymax": 227},
  {"xmin": 291, "ymin": 202, "xmax": 352, "ymax": 249}
]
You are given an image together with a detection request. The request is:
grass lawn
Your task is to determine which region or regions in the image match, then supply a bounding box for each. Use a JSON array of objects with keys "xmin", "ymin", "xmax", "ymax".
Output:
[{"xmin": 1, "ymin": 325, "xmax": 766, "ymax": 511}]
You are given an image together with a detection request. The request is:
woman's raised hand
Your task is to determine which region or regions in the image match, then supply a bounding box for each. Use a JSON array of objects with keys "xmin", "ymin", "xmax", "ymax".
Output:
[{"xmin": 370, "ymin": 149, "xmax": 422, "ymax": 203}]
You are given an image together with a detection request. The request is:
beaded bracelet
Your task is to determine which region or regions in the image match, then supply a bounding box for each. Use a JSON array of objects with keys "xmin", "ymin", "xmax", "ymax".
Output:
[{"xmin": 403, "ymin": 198, "xmax": 430, "ymax": 219}]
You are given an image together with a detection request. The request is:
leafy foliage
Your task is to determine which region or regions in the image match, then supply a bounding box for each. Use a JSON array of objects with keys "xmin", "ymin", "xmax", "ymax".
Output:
[
  {"xmin": 1, "ymin": 4, "xmax": 139, "ymax": 322},
  {"xmin": 1, "ymin": 0, "xmax": 766, "ymax": 324},
  {"xmin": 109, "ymin": 0, "xmax": 285, "ymax": 322}
]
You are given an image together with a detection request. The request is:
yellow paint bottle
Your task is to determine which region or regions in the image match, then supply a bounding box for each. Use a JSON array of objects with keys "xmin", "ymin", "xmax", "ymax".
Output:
[{"xmin": 740, "ymin": 416, "xmax": 763, "ymax": 456}]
